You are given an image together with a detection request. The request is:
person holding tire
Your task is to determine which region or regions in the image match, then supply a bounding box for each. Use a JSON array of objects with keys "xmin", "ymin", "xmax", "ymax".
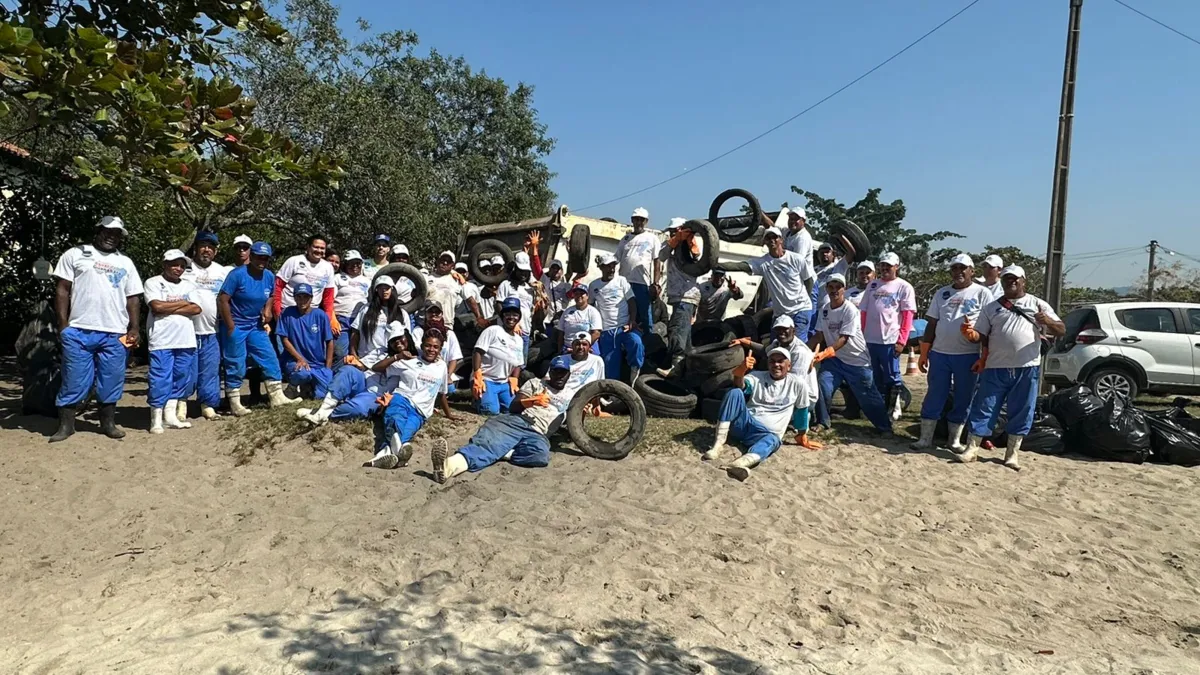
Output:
[
  {"xmin": 655, "ymin": 218, "xmax": 703, "ymax": 377},
  {"xmin": 614, "ymin": 207, "xmax": 659, "ymax": 334},
  {"xmin": 809, "ymin": 274, "xmax": 892, "ymax": 434},
  {"xmin": 717, "ymin": 226, "xmax": 813, "ymax": 336},
  {"xmin": 557, "ymin": 286, "xmax": 601, "ymax": 354},
  {"xmin": 472, "ymin": 298, "xmax": 526, "ymax": 415},
  {"xmin": 911, "ymin": 254, "xmax": 993, "ymax": 452},
  {"xmin": 702, "ymin": 347, "xmax": 808, "ymax": 481},
  {"xmin": 588, "ymin": 253, "xmax": 644, "ymax": 384},
  {"xmin": 957, "ymin": 266, "xmax": 1064, "ymax": 470},
  {"xmin": 861, "ymin": 252, "xmax": 917, "ymax": 421},
  {"xmin": 181, "ymin": 230, "xmax": 231, "ymax": 421},
  {"xmin": 145, "ymin": 249, "xmax": 202, "ymax": 435},
  {"xmin": 431, "ymin": 354, "xmax": 580, "ymax": 484},
  {"xmin": 50, "ymin": 216, "xmax": 144, "ymax": 443}
]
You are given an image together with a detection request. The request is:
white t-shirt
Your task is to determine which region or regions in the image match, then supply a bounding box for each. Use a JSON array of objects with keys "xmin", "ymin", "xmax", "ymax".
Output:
[
  {"xmin": 587, "ymin": 275, "xmax": 634, "ymax": 330},
  {"xmin": 474, "ymin": 325, "xmax": 524, "ymax": 382},
  {"xmin": 411, "ymin": 326, "xmax": 464, "ymax": 364},
  {"xmin": 566, "ymin": 352, "xmax": 606, "ymax": 391},
  {"xmin": 144, "ymin": 276, "xmax": 199, "ymax": 351},
  {"xmin": 460, "ymin": 281, "xmax": 495, "ymax": 321},
  {"xmin": 352, "ymin": 309, "xmax": 410, "ymax": 367},
  {"xmin": 657, "ymin": 241, "xmax": 702, "ymax": 305},
  {"xmin": 558, "ymin": 304, "xmax": 603, "ymax": 337},
  {"xmin": 846, "ymin": 285, "xmax": 868, "ymax": 308},
  {"xmin": 427, "ymin": 272, "xmax": 464, "ymax": 316},
  {"xmin": 387, "ymin": 356, "xmax": 448, "ymax": 418},
  {"xmin": 813, "ymin": 259, "xmax": 849, "ymax": 309},
  {"xmin": 333, "ymin": 272, "xmax": 370, "ymax": 318},
  {"xmin": 748, "ymin": 251, "xmax": 811, "ymax": 315},
  {"xmin": 518, "ymin": 378, "xmax": 579, "ymax": 436},
  {"xmin": 53, "ymin": 245, "xmax": 144, "ymax": 334},
  {"xmin": 495, "ymin": 280, "xmax": 536, "ymax": 335},
  {"xmin": 817, "ymin": 301, "xmax": 870, "ymax": 368},
  {"xmin": 181, "ymin": 261, "xmax": 230, "ymax": 336},
  {"xmin": 862, "ymin": 278, "xmax": 917, "ymax": 344},
  {"xmin": 277, "ymin": 255, "xmax": 335, "ymax": 309},
  {"xmin": 615, "ymin": 230, "xmax": 660, "ymax": 286},
  {"xmin": 744, "ymin": 371, "xmax": 804, "ymax": 439},
  {"xmin": 980, "ymin": 281, "xmax": 1004, "ymax": 302},
  {"xmin": 783, "ymin": 228, "xmax": 815, "ymax": 281},
  {"xmin": 767, "ymin": 338, "xmax": 818, "ymax": 408},
  {"xmin": 975, "ymin": 294, "xmax": 1060, "ymax": 369},
  {"xmin": 926, "ymin": 283, "xmax": 993, "ymax": 355}
]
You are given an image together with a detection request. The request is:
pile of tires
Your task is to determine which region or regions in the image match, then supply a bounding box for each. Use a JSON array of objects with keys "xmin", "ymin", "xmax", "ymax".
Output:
[{"xmin": 634, "ymin": 374, "xmax": 698, "ymax": 419}]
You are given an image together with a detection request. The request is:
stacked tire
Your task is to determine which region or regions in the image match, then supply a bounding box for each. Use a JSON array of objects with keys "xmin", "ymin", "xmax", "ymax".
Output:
[{"xmin": 634, "ymin": 374, "xmax": 697, "ymax": 419}]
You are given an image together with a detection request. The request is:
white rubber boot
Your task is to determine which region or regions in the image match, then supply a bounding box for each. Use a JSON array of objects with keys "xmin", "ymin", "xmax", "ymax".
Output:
[
  {"xmin": 163, "ymin": 399, "xmax": 192, "ymax": 429},
  {"xmin": 149, "ymin": 408, "xmax": 164, "ymax": 434},
  {"xmin": 725, "ymin": 453, "xmax": 762, "ymax": 482},
  {"xmin": 431, "ymin": 439, "xmax": 468, "ymax": 484},
  {"xmin": 947, "ymin": 422, "xmax": 967, "ymax": 451},
  {"xmin": 702, "ymin": 422, "xmax": 730, "ymax": 461},
  {"xmin": 176, "ymin": 400, "xmax": 189, "ymax": 424},
  {"xmin": 364, "ymin": 432, "xmax": 405, "ymax": 470},
  {"xmin": 1004, "ymin": 435, "xmax": 1024, "ymax": 472},
  {"xmin": 957, "ymin": 434, "xmax": 983, "ymax": 463},
  {"xmin": 910, "ymin": 419, "xmax": 936, "ymax": 450},
  {"xmin": 200, "ymin": 404, "xmax": 219, "ymax": 420},
  {"xmin": 891, "ymin": 391, "xmax": 904, "ymax": 421},
  {"xmin": 298, "ymin": 394, "xmax": 338, "ymax": 426},
  {"xmin": 227, "ymin": 389, "xmax": 252, "ymax": 417},
  {"xmin": 266, "ymin": 380, "xmax": 299, "ymax": 407}
]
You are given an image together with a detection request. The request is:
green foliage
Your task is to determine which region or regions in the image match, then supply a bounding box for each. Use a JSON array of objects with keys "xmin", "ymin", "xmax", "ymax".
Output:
[{"xmin": 1131, "ymin": 261, "xmax": 1200, "ymax": 304}]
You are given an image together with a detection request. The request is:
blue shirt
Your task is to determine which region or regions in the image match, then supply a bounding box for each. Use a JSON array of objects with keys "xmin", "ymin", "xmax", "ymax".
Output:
[
  {"xmin": 277, "ymin": 306, "xmax": 333, "ymax": 365},
  {"xmin": 220, "ymin": 265, "xmax": 275, "ymax": 329}
]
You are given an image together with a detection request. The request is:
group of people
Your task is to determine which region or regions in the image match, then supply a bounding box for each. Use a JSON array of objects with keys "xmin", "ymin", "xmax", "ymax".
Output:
[{"xmin": 45, "ymin": 207, "xmax": 1065, "ymax": 482}]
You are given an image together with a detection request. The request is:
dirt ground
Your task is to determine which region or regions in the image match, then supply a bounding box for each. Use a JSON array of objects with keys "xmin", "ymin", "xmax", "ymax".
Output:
[{"xmin": 2, "ymin": 364, "xmax": 1200, "ymax": 674}]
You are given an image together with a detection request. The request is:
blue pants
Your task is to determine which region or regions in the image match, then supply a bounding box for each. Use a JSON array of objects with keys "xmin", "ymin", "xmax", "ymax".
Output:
[
  {"xmin": 332, "ymin": 315, "xmax": 352, "ymax": 373},
  {"xmin": 867, "ymin": 342, "xmax": 903, "ymax": 396},
  {"xmin": 477, "ymin": 379, "xmax": 514, "ymax": 416},
  {"xmin": 599, "ymin": 328, "xmax": 645, "ymax": 380},
  {"xmin": 818, "ymin": 357, "xmax": 892, "ymax": 432},
  {"xmin": 221, "ymin": 325, "xmax": 282, "ymax": 390},
  {"xmin": 193, "ymin": 333, "xmax": 222, "ymax": 407},
  {"xmin": 630, "ymin": 283, "xmax": 654, "ymax": 333},
  {"xmin": 459, "ymin": 414, "xmax": 550, "ymax": 472},
  {"xmin": 383, "ymin": 395, "xmax": 427, "ymax": 449},
  {"xmin": 920, "ymin": 351, "xmax": 978, "ymax": 424},
  {"xmin": 328, "ymin": 368, "xmax": 380, "ymax": 421},
  {"xmin": 718, "ymin": 387, "xmax": 782, "ymax": 460},
  {"xmin": 667, "ymin": 301, "xmax": 695, "ymax": 362},
  {"xmin": 56, "ymin": 327, "xmax": 127, "ymax": 407},
  {"xmin": 148, "ymin": 348, "xmax": 197, "ymax": 408},
  {"xmin": 285, "ymin": 361, "xmax": 333, "ymax": 399},
  {"xmin": 968, "ymin": 366, "xmax": 1039, "ymax": 438}
]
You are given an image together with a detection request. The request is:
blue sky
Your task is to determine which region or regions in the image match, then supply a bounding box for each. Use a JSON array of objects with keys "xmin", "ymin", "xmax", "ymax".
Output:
[{"xmin": 336, "ymin": 0, "xmax": 1200, "ymax": 287}]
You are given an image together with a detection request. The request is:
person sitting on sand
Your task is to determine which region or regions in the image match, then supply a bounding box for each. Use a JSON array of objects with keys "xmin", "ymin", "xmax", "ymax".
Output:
[
  {"xmin": 277, "ymin": 283, "xmax": 335, "ymax": 399},
  {"xmin": 297, "ymin": 321, "xmax": 412, "ymax": 426},
  {"xmin": 431, "ymin": 354, "xmax": 581, "ymax": 484},
  {"xmin": 703, "ymin": 347, "xmax": 809, "ymax": 481},
  {"xmin": 730, "ymin": 314, "xmax": 820, "ymax": 449},
  {"xmin": 364, "ymin": 329, "xmax": 450, "ymax": 470}
]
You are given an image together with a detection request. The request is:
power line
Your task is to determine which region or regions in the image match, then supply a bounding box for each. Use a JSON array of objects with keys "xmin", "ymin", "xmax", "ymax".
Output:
[
  {"xmin": 576, "ymin": 0, "xmax": 987, "ymax": 212},
  {"xmin": 1112, "ymin": 0, "xmax": 1200, "ymax": 48}
]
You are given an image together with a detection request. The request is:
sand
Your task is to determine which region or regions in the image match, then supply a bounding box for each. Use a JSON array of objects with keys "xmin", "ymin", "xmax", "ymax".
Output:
[{"xmin": 2, "ymin": 365, "xmax": 1200, "ymax": 674}]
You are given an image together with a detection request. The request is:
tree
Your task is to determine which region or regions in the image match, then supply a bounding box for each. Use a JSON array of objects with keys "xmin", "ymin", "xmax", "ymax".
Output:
[{"xmin": 1130, "ymin": 260, "xmax": 1200, "ymax": 304}]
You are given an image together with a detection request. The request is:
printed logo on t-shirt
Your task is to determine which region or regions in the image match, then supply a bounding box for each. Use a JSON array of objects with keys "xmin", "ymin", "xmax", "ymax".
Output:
[
  {"xmin": 871, "ymin": 287, "xmax": 901, "ymax": 308},
  {"xmin": 93, "ymin": 260, "xmax": 128, "ymax": 289},
  {"xmin": 942, "ymin": 290, "xmax": 951, "ymax": 300}
]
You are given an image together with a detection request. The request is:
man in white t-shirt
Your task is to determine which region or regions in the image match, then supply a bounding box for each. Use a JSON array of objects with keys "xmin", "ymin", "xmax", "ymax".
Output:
[
  {"xmin": 718, "ymin": 226, "xmax": 813, "ymax": 335},
  {"xmin": 912, "ymin": 254, "xmax": 994, "ymax": 452},
  {"xmin": 847, "ymin": 261, "xmax": 874, "ymax": 307},
  {"xmin": 810, "ymin": 241, "xmax": 852, "ymax": 337},
  {"xmin": 50, "ymin": 216, "xmax": 144, "ymax": 443},
  {"xmin": 181, "ymin": 230, "xmax": 231, "ymax": 421},
  {"xmin": 614, "ymin": 207, "xmax": 659, "ymax": 334},
  {"xmin": 144, "ymin": 249, "xmax": 203, "ymax": 434},
  {"xmin": 426, "ymin": 250, "xmax": 466, "ymax": 317},
  {"xmin": 541, "ymin": 260, "xmax": 569, "ymax": 323},
  {"xmin": 808, "ymin": 274, "xmax": 892, "ymax": 433},
  {"xmin": 701, "ymin": 347, "xmax": 805, "ymax": 482},
  {"xmin": 861, "ymin": 252, "xmax": 917, "ymax": 421},
  {"xmin": 782, "ymin": 207, "xmax": 816, "ymax": 294},
  {"xmin": 564, "ymin": 331, "xmax": 606, "ymax": 391},
  {"xmin": 958, "ymin": 265, "xmax": 1065, "ymax": 470},
  {"xmin": 587, "ymin": 252, "xmax": 644, "ymax": 383},
  {"xmin": 977, "ymin": 254, "xmax": 1005, "ymax": 301},
  {"xmin": 362, "ymin": 233, "xmax": 391, "ymax": 277},
  {"xmin": 273, "ymin": 234, "xmax": 338, "ymax": 336}
]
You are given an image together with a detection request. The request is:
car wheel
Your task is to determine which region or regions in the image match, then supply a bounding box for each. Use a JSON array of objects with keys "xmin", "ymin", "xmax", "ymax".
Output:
[{"xmin": 1087, "ymin": 368, "xmax": 1138, "ymax": 402}]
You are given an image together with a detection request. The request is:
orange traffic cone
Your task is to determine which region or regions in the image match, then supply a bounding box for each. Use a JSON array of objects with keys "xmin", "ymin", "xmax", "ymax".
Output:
[{"xmin": 905, "ymin": 349, "xmax": 919, "ymax": 376}]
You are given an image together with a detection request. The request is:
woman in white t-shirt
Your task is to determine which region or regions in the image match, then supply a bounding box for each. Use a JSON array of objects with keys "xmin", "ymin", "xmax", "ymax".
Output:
[
  {"xmin": 364, "ymin": 331, "xmax": 451, "ymax": 469},
  {"xmin": 349, "ymin": 275, "xmax": 409, "ymax": 368},
  {"xmin": 556, "ymin": 285, "xmax": 603, "ymax": 353},
  {"xmin": 472, "ymin": 298, "xmax": 526, "ymax": 415},
  {"xmin": 144, "ymin": 250, "xmax": 203, "ymax": 434},
  {"xmin": 411, "ymin": 302, "xmax": 464, "ymax": 394}
]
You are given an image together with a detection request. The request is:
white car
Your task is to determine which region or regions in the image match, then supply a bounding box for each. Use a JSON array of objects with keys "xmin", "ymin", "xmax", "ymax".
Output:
[{"xmin": 1045, "ymin": 302, "xmax": 1200, "ymax": 401}]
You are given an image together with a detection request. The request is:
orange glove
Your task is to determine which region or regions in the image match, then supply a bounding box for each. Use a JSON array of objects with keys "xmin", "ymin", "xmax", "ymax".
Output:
[
  {"xmin": 918, "ymin": 341, "xmax": 931, "ymax": 373},
  {"xmin": 451, "ymin": 271, "xmax": 467, "ymax": 285},
  {"xmin": 666, "ymin": 230, "xmax": 684, "ymax": 249},
  {"xmin": 329, "ymin": 312, "xmax": 341, "ymax": 338},
  {"xmin": 343, "ymin": 354, "xmax": 363, "ymax": 368},
  {"xmin": 508, "ymin": 376, "xmax": 520, "ymax": 395},
  {"xmin": 796, "ymin": 432, "xmax": 823, "ymax": 450},
  {"xmin": 728, "ymin": 337, "xmax": 753, "ymax": 348},
  {"xmin": 733, "ymin": 354, "xmax": 755, "ymax": 377},
  {"xmin": 472, "ymin": 369, "xmax": 485, "ymax": 400},
  {"xmin": 119, "ymin": 334, "xmax": 135, "ymax": 348},
  {"xmin": 971, "ymin": 348, "xmax": 989, "ymax": 374},
  {"xmin": 525, "ymin": 392, "xmax": 551, "ymax": 408},
  {"xmin": 960, "ymin": 318, "xmax": 981, "ymax": 343},
  {"xmin": 375, "ymin": 392, "xmax": 394, "ymax": 408},
  {"xmin": 813, "ymin": 347, "xmax": 836, "ymax": 364}
]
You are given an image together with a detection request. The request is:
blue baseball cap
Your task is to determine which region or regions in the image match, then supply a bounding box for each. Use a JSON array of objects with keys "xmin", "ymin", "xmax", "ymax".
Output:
[
  {"xmin": 550, "ymin": 354, "xmax": 572, "ymax": 371},
  {"xmin": 500, "ymin": 297, "xmax": 522, "ymax": 314},
  {"xmin": 293, "ymin": 283, "xmax": 313, "ymax": 297},
  {"xmin": 195, "ymin": 230, "xmax": 219, "ymax": 244},
  {"xmin": 374, "ymin": 233, "xmax": 391, "ymax": 243},
  {"xmin": 250, "ymin": 241, "xmax": 273, "ymax": 257}
]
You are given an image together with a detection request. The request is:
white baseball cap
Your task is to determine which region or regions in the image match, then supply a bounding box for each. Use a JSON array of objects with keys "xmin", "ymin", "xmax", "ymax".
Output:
[
  {"xmin": 391, "ymin": 244, "xmax": 409, "ymax": 256},
  {"xmin": 571, "ymin": 330, "xmax": 592, "ymax": 344},
  {"xmin": 513, "ymin": 251, "xmax": 532, "ymax": 271},
  {"xmin": 385, "ymin": 321, "xmax": 408, "ymax": 343},
  {"xmin": 1001, "ymin": 264, "xmax": 1026, "ymax": 279},
  {"xmin": 826, "ymin": 273, "xmax": 847, "ymax": 287},
  {"xmin": 437, "ymin": 250, "xmax": 455, "ymax": 262},
  {"xmin": 668, "ymin": 217, "xmax": 686, "ymax": 229},
  {"xmin": 773, "ymin": 314, "xmax": 795, "ymax": 329},
  {"xmin": 982, "ymin": 254, "xmax": 1004, "ymax": 269},
  {"xmin": 763, "ymin": 226, "xmax": 785, "ymax": 240},
  {"xmin": 949, "ymin": 253, "xmax": 973, "ymax": 268},
  {"xmin": 879, "ymin": 252, "xmax": 900, "ymax": 267},
  {"xmin": 767, "ymin": 346, "xmax": 792, "ymax": 360},
  {"xmin": 343, "ymin": 249, "xmax": 363, "ymax": 262},
  {"xmin": 488, "ymin": 255, "xmax": 505, "ymax": 267},
  {"xmin": 788, "ymin": 207, "xmax": 808, "ymax": 221},
  {"xmin": 233, "ymin": 234, "xmax": 252, "ymax": 246},
  {"xmin": 631, "ymin": 207, "xmax": 649, "ymax": 220},
  {"xmin": 162, "ymin": 248, "xmax": 186, "ymax": 261},
  {"xmin": 98, "ymin": 215, "xmax": 128, "ymax": 236},
  {"xmin": 454, "ymin": 261, "xmax": 468, "ymax": 273},
  {"xmin": 857, "ymin": 261, "xmax": 875, "ymax": 271},
  {"xmin": 596, "ymin": 252, "xmax": 618, "ymax": 266},
  {"xmin": 373, "ymin": 275, "xmax": 395, "ymax": 289}
]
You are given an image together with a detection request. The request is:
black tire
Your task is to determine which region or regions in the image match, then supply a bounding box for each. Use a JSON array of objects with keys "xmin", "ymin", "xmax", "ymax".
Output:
[
  {"xmin": 691, "ymin": 321, "xmax": 733, "ymax": 348},
  {"xmin": 526, "ymin": 336, "xmax": 557, "ymax": 370},
  {"xmin": 709, "ymin": 188, "xmax": 763, "ymax": 244},
  {"xmin": 699, "ymin": 369, "xmax": 736, "ymax": 397},
  {"xmin": 468, "ymin": 238, "xmax": 513, "ymax": 286},
  {"xmin": 15, "ymin": 301, "xmax": 58, "ymax": 371},
  {"xmin": 1086, "ymin": 367, "xmax": 1139, "ymax": 402},
  {"xmin": 652, "ymin": 297, "xmax": 669, "ymax": 324},
  {"xmin": 686, "ymin": 342, "xmax": 744, "ymax": 376},
  {"xmin": 899, "ymin": 384, "xmax": 913, "ymax": 411},
  {"xmin": 723, "ymin": 315, "xmax": 757, "ymax": 341},
  {"xmin": 642, "ymin": 397, "xmax": 696, "ymax": 419},
  {"xmin": 700, "ymin": 393, "xmax": 731, "ymax": 424},
  {"xmin": 643, "ymin": 332, "xmax": 668, "ymax": 368},
  {"xmin": 830, "ymin": 219, "xmax": 871, "ymax": 263},
  {"xmin": 568, "ymin": 224, "xmax": 591, "ymax": 277},
  {"xmin": 752, "ymin": 308, "xmax": 774, "ymax": 341},
  {"xmin": 372, "ymin": 262, "xmax": 428, "ymax": 314},
  {"xmin": 566, "ymin": 379, "xmax": 646, "ymax": 460},
  {"xmin": 635, "ymin": 374, "xmax": 698, "ymax": 411},
  {"xmin": 673, "ymin": 219, "xmax": 720, "ymax": 277}
]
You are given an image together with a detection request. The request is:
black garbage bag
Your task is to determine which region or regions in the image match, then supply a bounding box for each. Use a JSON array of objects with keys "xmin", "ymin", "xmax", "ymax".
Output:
[
  {"xmin": 1145, "ymin": 411, "xmax": 1200, "ymax": 467},
  {"xmin": 1077, "ymin": 398, "xmax": 1150, "ymax": 464},
  {"xmin": 1161, "ymin": 404, "xmax": 1200, "ymax": 436},
  {"xmin": 1043, "ymin": 385, "xmax": 1105, "ymax": 434},
  {"xmin": 1025, "ymin": 412, "xmax": 1066, "ymax": 455}
]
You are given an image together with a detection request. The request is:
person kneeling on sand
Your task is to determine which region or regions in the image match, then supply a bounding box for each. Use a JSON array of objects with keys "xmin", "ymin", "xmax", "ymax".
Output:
[
  {"xmin": 431, "ymin": 354, "xmax": 581, "ymax": 484},
  {"xmin": 703, "ymin": 347, "xmax": 808, "ymax": 482}
]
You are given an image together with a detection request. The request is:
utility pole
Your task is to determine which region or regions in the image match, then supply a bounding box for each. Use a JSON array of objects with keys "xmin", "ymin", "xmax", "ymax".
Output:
[
  {"xmin": 1043, "ymin": 0, "xmax": 1084, "ymax": 313},
  {"xmin": 1146, "ymin": 239, "xmax": 1158, "ymax": 301}
]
